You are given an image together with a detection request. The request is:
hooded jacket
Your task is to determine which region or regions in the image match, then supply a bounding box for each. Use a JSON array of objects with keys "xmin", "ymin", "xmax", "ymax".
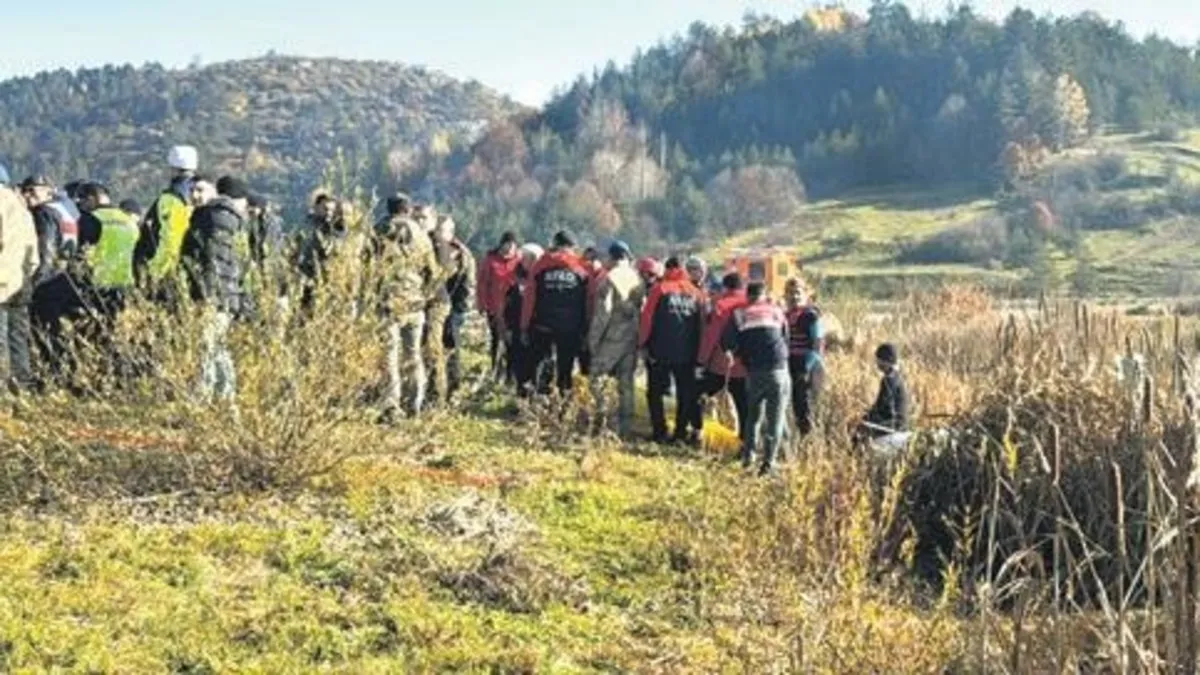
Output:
[
  {"xmin": 181, "ymin": 196, "xmax": 245, "ymax": 315},
  {"xmin": 697, "ymin": 288, "xmax": 748, "ymax": 379},
  {"xmin": 521, "ymin": 248, "xmax": 589, "ymax": 335},
  {"xmin": 587, "ymin": 261, "xmax": 644, "ymax": 372},
  {"xmin": 477, "ymin": 248, "xmax": 520, "ymax": 317},
  {"xmin": 0, "ymin": 187, "xmax": 39, "ymax": 305},
  {"xmin": 638, "ymin": 267, "xmax": 704, "ymax": 365}
]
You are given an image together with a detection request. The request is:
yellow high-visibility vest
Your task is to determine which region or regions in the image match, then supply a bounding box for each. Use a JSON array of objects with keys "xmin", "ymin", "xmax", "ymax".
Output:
[
  {"xmin": 146, "ymin": 192, "xmax": 193, "ymax": 281},
  {"xmin": 87, "ymin": 206, "xmax": 140, "ymax": 289}
]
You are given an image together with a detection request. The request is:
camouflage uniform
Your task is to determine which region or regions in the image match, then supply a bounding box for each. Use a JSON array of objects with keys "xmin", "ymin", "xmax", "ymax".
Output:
[
  {"xmin": 424, "ymin": 229, "xmax": 472, "ymax": 404},
  {"xmin": 371, "ymin": 214, "xmax": 438, "ymax": 417}
]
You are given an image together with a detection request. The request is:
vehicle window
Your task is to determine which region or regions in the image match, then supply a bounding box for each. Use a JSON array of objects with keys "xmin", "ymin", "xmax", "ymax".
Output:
[{"xmin": 749, "ymin": 261, "xmax": 766, "ymax": 280}]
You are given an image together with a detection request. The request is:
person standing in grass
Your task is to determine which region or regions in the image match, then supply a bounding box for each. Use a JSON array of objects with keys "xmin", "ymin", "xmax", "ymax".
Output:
[
  {"xmin": 722, "ymin": 281, "xmax": 791, "ymax": 476},
  {"xmin": 477, "ymin": 231, "xmax": 521, "ymax": 381},
  {"xmin": 506, "ymin": 243, "xmax": 542, "ymax": 396},
  {"xmin": 520, "ymin": 231, "xmax": 590, "ymax": 396},
  {"xmin": 181, "ymin": 176, "xmax": 250, "ymax": 405},
  {"xmin": 0, "ymin": 164, "xmax": 39, "ymax": 393},
  {"xmin": 695, "ymin": 272, "xmax": 749, "ymax": 437},
  {"xmin": 785, "ymin": 278, "xmax": 825, "ymax": 438},
  {"xmin": 640, "ymin": 256, "xmax": 705, "ymax": 445},
  {"xmin": 369, "ymin": 193, "xmax": 438, "ymax": 420},
  {"xmin": 586, "ymin": 240, "xmax": 644, "ymax": 438}
]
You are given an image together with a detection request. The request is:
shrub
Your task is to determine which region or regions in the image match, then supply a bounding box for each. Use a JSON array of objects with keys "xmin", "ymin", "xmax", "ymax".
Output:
[{"xmin": 896, "ymin": 215, "xmax": 1009, "ymax": 265}]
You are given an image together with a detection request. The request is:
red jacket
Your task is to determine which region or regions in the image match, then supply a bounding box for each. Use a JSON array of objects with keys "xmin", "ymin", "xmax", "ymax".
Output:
[
  {"xmin": 477, "ymin": 249, "xmax": 521, "ymax": 316},
  {"xmin": 698, "ymin": 289, "xmax": 748, "ymax": 378},
  {"xmin": 638, "ymin": 267, "xmax": 705, "ymax": 364},
  {"xmin": 521, "ymin": 249, "xmax": 590, "ymax": 333}
]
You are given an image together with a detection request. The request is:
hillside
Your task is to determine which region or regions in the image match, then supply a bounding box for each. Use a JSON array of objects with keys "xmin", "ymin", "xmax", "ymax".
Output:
[
  {"xmin": 0, "ymin": 56, "xmax": 523, "ymax": 216},
  {"xmin": 397, "ymin": 4, "xmax": 1200, "ymax": 258},
  {"xmin": 711, "ymin": 129, "xmax": 1200, "ymax": 298}
]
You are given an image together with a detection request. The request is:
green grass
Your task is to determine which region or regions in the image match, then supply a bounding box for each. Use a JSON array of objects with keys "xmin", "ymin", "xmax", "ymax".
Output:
[{"xmin": 707, "ymin": 130, "xmax": 1200, "ymax": 298}]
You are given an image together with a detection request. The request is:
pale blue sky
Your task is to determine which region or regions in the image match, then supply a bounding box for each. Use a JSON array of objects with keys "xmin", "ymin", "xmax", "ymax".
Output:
[{"xmin": 1, "ymin": 0, "xmax": 1196, "ymax": 105}]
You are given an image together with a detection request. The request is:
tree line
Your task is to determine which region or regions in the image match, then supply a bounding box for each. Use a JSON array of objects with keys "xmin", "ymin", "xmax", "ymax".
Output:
[{"xmin": 394, "ymin": 2, "xmax": 1200, "ymax": 252}]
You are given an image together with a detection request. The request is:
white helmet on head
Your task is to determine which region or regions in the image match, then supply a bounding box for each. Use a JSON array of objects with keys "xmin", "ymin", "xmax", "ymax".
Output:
[
  {"xmin": 519, "ymin": 243, "xmax": 544, "ymax": 266},
  {"xmin": 167, "ymin": 145, "xmax": 199, "ymax": 171}
]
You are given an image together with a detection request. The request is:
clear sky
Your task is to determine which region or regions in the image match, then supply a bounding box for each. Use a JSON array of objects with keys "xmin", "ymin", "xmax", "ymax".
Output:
[{"xmin": 1, "ymin": 0, "xmax": 1196, "ymax": 106}]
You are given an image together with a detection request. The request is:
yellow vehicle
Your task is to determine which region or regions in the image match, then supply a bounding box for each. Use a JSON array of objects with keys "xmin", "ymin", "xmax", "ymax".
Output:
[{"xmin": 723, "ymin": 247, "xmax": 804, "ymax": 298}]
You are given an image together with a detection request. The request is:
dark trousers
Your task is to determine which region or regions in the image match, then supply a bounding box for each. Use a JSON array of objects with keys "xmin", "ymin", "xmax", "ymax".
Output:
[
  {"xmin": 442, "ymin": 311, "xmax": 466, "ymax": 396},
  {"xmin": 31, "ymin": 276, "xmax": 85, "ymax": 387},
  {"xmin": 0, "ymin": 303, "xmax": 34, "ymax": 391},
  {"xmin": 84, "ymin": 288, "xmax": 134, "ymax": 384},
  {"xmin": 789, "ymin": 357, "xmax": 824, "ymax": 438},
  {"xmin": 486, "ymin": 314, "xmax": 509, "ymax": 382},
  {"xmin": 647, "ymin": 361, "xmax": 698, "ymax": 441},
  {"xmin": 527, "ymin": 329, "xmax": 582, "ymax": 395},
  {"xmin": 694, "ymin": 371, "xmax": 748, "ymax": 436}
]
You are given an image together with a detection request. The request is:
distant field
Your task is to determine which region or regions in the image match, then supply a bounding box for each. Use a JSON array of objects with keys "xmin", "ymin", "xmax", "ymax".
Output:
[{"xmin": 713, "ymin": 130, "xmax": 1200, "ymax": 299}]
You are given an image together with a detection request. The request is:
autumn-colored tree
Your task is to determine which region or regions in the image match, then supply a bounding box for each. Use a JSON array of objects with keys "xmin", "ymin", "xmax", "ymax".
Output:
[
  {"xmin": 1049, "ymin": 73, "xmax": 1091, "ymax": 150},
  {"xmin": 705, "ymin": 164, "xmax": 806, "ymax": 232}
]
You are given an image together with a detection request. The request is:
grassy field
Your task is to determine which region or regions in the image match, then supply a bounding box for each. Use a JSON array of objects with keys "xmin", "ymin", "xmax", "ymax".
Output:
[
  {"xmin": 4, "ymin": 280, "xmax": 1200, "ymax": 672},
  {"xmin": 713, "ymin": 130, "xmax": 1200, "ymax": 299}
]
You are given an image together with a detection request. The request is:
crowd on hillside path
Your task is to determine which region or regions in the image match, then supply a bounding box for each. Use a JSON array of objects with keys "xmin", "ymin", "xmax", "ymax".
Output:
[{"xmin": 0, "ymin": 146, "xmax": 910, "ymax": 476}]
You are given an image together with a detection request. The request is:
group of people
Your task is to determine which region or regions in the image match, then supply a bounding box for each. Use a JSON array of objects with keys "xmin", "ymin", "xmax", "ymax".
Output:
[
  {"xmin": 0, "ymin": 144, "xmax": 909, "ymax": 475},
  {"xmin": 477, "ymin": 231, "xmax": 911, "ymax": 475}
]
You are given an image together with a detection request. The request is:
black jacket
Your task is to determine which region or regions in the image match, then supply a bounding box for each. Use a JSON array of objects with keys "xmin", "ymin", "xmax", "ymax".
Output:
[
  {"xmin": 181, "ymin": 197, "xmax": 245, "ymax": 316},
  {"xmin": 639, "ymin": 268, "xmax": 704, "ymax": 365},
  {"xmin": 865, "ymin": 368, "xmax": 909, "ymax": 436},
  {"xmin": 29, "ymin": 204, "xmax": 63, "ymax": 286}
]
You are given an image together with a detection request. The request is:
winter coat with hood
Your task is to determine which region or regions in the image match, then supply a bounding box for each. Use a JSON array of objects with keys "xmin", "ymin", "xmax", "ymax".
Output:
[
  {"xmin": 521, "ymin": 248, "xmax": 590, "ymax": 335},
  {"xmin": 181, "ymin": 196, "xmax": 246, "ymax": 316},
  {"xmin": 477, "ymin": 248, "xmax": 520, "ymax": 317},
  {"xmin": 0, "ymin": 186, "xmax": 39, "ymax": 305},
  {"xmin": 587, "ymin": 260, "xmax": 645, "ymax": 373},
  {"xmin": 638, "ymin": 267, "xmax": 704, "ymax": 365},
  {"xmin": 697, "ymin": 288, "xmax": 748, "ymax": 379}
]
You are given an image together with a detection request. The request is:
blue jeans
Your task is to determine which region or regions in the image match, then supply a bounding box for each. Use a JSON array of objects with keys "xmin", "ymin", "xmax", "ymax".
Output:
[{"xmin": 742, "ymin": 369, "xmax": 791, "ymax": 473}]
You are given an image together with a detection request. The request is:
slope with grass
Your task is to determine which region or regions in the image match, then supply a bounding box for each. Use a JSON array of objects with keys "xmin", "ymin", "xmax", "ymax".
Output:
[
  {"xmin": 3, "ymin": 282, "xmax": 1199, "ymax": 671},
  {"xmin": 712, "ymin": 130, "xmax": 1200, "ymax": 299}
]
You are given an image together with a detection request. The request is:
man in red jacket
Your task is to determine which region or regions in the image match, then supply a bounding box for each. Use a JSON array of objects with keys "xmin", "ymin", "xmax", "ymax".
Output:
[
  {"xmin": 477, "ymin": 231, "xmax": 520, "ymax": 380},
  {"xmin": 639, "ymin": 256, "xmax": 705, "ymax": 445},
  {"xmin": 694, "ymin": 272, "xmax": 749, "ymax": 436},
  {"xmin": 521, "ymin": 231, "xmax": 590, "ymax": 394}
]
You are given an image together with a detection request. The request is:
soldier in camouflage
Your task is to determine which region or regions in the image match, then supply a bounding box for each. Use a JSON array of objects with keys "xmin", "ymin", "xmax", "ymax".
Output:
[{"xmin": 369, "ymin": 193, "xmax": 438, "ymax": 419}]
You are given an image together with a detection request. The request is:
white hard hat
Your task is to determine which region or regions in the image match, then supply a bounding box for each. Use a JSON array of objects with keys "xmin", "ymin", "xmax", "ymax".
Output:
[
  {"xmin": 167, "ymin": 145, "xmax": 199, "ymax": 171},
  {"xmin": 520, "ymin": 243, "xmax": 544, "ymax": 261}
]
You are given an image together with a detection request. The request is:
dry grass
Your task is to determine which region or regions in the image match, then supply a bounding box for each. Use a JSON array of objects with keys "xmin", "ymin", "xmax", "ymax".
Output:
[{"xmin": 3, "ymin": 277, "xmax": 1200, "ymax": 672}]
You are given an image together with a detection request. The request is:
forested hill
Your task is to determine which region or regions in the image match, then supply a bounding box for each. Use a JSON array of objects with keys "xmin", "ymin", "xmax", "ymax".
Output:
[
  {"xmin": 0, "ymin": 56, "xmax": 522, "ymax": 213},
  {"xmin": 398, "ymin": 4, "xmax": 1200, "ymax": 252}
]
